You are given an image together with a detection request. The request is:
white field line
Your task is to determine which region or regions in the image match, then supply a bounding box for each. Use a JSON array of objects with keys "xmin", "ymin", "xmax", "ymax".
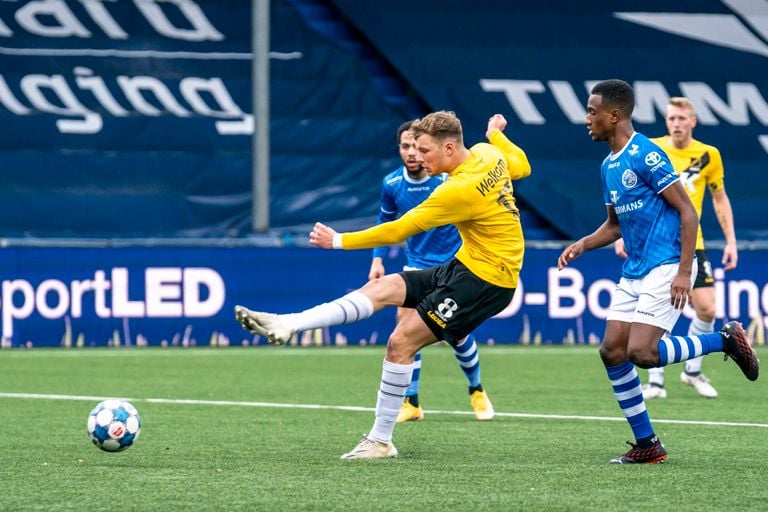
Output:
[{"xmin": 1, "ymin": 392, "xmax": 766, "ymax": 429}]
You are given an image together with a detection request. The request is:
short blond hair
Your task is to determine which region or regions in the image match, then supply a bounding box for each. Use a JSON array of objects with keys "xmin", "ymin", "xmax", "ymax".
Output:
[
  {"xmin": 668, "ymin": 97, "xmax": 696, "ymax": 117},
  {"xmin": 410, "ymin": 110, "xmax": 463, "ymax": 144}
]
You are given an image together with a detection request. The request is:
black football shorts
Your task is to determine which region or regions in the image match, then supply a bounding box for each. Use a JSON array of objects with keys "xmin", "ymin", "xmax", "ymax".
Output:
[
  {"xmin": 693, "ymin": 249, "xmax": 714, "ymax": 289},
  {"xmin": 399, "ymin": 259, "xmax": 515, "ymax": 345}
]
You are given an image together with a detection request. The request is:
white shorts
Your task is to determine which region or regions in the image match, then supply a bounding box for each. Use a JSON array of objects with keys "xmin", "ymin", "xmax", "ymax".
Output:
[{"xmin": 606, "ymin": 261, "xmax": 698, "ymax": 333}]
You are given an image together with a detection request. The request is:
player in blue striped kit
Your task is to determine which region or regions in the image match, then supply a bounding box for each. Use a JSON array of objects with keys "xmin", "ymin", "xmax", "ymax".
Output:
[
  {"xmin": 559, "ymin": 80, "xmax": 758, "ymax": 464},
  {"xmin": 368, "ymin": 120, "xmax": 494, "ymax": 422}
]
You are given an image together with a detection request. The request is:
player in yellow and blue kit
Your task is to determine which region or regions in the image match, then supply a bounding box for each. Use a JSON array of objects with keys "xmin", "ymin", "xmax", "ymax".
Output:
[
  {"xmin": 559, "ymin": 80, "xmax": 758, "ymax": 464},
  {"xmin": 369, "ymin": 121, "xmax": 493, "ymax": 424},
  {"xmin": 236, "ymin": 111, "xmax": 529, "ymax": 459}
]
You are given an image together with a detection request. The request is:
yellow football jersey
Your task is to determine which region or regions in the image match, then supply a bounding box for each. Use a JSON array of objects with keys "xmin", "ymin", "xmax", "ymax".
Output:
[
  {"xmin": 651, "ymin": 136, "xmax": 725, "ymax": 250},
  {"xmin": 341, "ymin": 130, "xmax": 531, "ymax": 288}
]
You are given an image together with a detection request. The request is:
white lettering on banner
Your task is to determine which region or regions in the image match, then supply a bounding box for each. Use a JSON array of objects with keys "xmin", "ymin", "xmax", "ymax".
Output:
[
  {"xmin": 480, "ymin": 79, "xmax": 768, "ymax": 152},
  {"xmin": 1, "ymin": 68, "xmax": 252, "ymax": 135},
  {"xmin": 183, "ymin": 268, "xmax": 225, "ymax": 317},
  {"xmin": 5, "ymin": 0, "xmax": 223, "ymax": 42},
  {"xmin": 548, "ymin": 267, "xmax": 585, "ymax": 318},
  {"xmin": 146, "ymin": 268, "xmax": 182, "ymax": 317},
  {"xmin": 0, "ymin": 267, "xmax": 226, "ymax": 338},
  {"xmin": 36, "ymin": 279, "xmax": 70, "ymax": 319},
  {"xmin": 491, "ymin": 265, "xmax": 768, "ymax": 326},
  {"xmin": 586, "ymin": 279, "xmax": 615, "ymax": 320}
]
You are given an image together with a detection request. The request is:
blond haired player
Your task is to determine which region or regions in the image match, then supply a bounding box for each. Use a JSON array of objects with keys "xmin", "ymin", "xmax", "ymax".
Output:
[
  {"xmin": 615, "ymin": 97, "xmax": 738, "ymax": 398},
  {"xmin": 236, "ymin": 111, "xmax": 530, "ymax": 459}
]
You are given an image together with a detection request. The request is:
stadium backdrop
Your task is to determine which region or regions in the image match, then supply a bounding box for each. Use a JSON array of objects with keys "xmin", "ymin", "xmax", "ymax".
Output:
[{"xmin": 0, "ymin": 0, "xmax": 766, "ymax": 346}]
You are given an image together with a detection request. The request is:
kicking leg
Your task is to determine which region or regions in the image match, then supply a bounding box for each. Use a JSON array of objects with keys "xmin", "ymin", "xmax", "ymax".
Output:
[{"xmin": 235, "ymin": 274, "xmax": 406, "ymax": 345}]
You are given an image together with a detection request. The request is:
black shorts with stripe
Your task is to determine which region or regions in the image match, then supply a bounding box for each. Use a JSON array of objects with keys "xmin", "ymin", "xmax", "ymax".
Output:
[
  {"xmin": 694, "ymin": 249, "xmax": 714, "ymax": 289},
  {"xmin": 399, "ymin": 259, "xmax": 515, "ymax": 345}
]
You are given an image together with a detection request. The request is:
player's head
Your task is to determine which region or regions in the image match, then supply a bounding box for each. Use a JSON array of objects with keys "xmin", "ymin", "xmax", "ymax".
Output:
[
  {"xmin": 397, "ymin": 120, "xmax": 422, "ymax": 174},
  {"xmin": 410, "ymin": 111, "xmax": 464, "ymax": 176},
  {"xmin": 665, "ymin": 97, "xmax": 697, "ymax": 147},
  {"xmin": 585, "ymin": 80, "xmax": 635, "ymax": 142}
]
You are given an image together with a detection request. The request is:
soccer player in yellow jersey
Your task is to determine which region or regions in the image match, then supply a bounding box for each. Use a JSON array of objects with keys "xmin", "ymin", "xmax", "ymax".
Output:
[
  {"xmin": 615, "ymin": 97, "xmax": 738, "ymax": 399},
  {"xmin": 235, "ymin": 111, "xmax": 531, "ymax": 459}
]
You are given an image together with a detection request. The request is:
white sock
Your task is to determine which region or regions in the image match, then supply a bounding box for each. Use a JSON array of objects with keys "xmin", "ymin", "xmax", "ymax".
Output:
[
  {"xmin": 688, "ymin": 316, "xmax": 715, "ymax": 336},
  {"xmin": 368, "ymin": 359, "xmax": 413, "ymax": 444},
  {"xmin": 648, "ymin": 367, "xmax": 665, "ymax": 387},
  {"xmin": 282, "ymin": 290, "xmax": 374, "ymax": 332},
  {"xmin": 684, "ymin": 317, "xmax": 714, "ymax": 374}
]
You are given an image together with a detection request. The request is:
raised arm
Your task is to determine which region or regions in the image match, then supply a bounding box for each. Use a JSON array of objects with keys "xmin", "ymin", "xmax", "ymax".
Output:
[{"xmin": 486, "ymin": 114, "xmax": 531, "ymax": 180}]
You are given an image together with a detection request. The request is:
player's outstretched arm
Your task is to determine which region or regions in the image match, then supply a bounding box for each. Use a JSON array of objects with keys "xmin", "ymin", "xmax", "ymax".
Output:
[{"xmin": 309, "ymin": 222, "xmax": 337, "ymax": 249}]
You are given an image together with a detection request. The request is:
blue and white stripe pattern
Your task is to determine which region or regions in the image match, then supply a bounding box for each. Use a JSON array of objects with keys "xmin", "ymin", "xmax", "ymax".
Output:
[
  {"xmin": 454, "ymin": 334, "xmax": 481, "ymax": 388},
  {"xmin": 657, "ymin": 332, "xmax": 723, "ymax": 366},
  {"xmin": 606, "ymin": 360, "xmax": 654, "ymax": 440},
  {"xmin": 405, "ymin": 352, "xmax": 423, "ymax": 397}
]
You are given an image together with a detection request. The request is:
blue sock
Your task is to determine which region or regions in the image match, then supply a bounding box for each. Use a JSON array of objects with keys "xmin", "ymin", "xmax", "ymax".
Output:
[
  {"xmin": 453, "ymin": 334, "xmax": 481, "ymax": 388},
  {"xmin": 605, "ymin": 360, "xmax": 655, "ymax": 441},
  {"xmin": 405, "ymin": 352, "xmax": 422, "ymax": 397},
  {"xmin": 657, "ymin": 332, "xmax": 724, "ymax": 366}
]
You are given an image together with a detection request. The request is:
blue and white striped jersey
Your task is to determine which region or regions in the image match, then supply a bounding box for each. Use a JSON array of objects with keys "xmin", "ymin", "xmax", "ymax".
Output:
[
  {"xmin": 372, "ymin": 166, "xmax": 461, "ymax": 268},
  {"xmin": 601, "ymin": 132, "xmax": 682, "ymax": 279}
]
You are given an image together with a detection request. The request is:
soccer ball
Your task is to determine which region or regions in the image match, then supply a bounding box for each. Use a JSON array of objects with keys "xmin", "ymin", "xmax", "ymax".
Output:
[{"xmin": 87, "ymin": 399, "xmax": 141, "ymax": 452}]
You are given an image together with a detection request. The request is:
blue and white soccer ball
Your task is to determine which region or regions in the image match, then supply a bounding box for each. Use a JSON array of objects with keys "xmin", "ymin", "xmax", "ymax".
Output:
[{"xmin": 87, "ymin": 399, "xmax": 141, "ymax": 452}]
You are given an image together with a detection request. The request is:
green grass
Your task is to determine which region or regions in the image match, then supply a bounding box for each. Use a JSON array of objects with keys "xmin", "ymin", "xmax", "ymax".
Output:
[{"xmin": 1, "ymin": 345, "xmax": 766, "ymax": 511}]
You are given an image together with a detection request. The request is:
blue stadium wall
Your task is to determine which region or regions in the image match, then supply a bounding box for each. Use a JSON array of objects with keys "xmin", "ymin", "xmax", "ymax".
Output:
[
  {"xmin": 0, "ymin": 0, "xmax": 766, "ymax": 239},
  {"xmin": 2, "ymin": 245, "xmax": 767, "ymax": 348},
  {"xmin": 1, "ymin": 1, "xmax": 767, "ymax": 346}
]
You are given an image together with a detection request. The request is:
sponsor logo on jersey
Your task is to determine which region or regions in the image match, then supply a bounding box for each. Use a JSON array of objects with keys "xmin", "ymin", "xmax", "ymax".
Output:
[
  {"xmin": 475, "ymin": 159, "xmax": 507, "ymax": 197},
  {"xmin": 621, "ymin": 170, "xmax": 638, "ymax": 188},
  {"xmin": 614, "ymin": 199, "xmax": 644, "ymax": 215},
  {"xmin": 628, "ymin": 144, "xmax": 640, "ymax": 156},
  {"xmin": 656, "ymin": 173, "xmax": 677, "ymax": 187},
  {"xmin": 644, "ymin": 151, "xmax": 662, "ymax": 166}
]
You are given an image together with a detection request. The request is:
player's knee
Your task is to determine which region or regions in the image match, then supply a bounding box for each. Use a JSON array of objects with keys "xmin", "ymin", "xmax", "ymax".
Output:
[
  {"xmin": 385, "ymin": 335, "xmax": 411, "ymax": 364},
  {"xmin": 695, "ymin": 305, "xmax": 716, "ymax": 323},
  {"xmin": 626, "ymin": 345, "xmax": 657, "ymax": 369},
  {"xmin": 360, "ymin": 274, "xmax": 404, "ymax": 307},
  {"xmin": 599, "ymin": 342, "xmax": 626, "ymax": 365}
]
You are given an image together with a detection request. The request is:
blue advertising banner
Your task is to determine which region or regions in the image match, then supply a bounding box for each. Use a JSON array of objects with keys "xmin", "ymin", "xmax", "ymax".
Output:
[
  {"xmin": 2, "ymin": 0, "xmax": 765, "ymax": 241},
  {"xmin": 0, "ymin": 0, "xmax": 410, "ymax": 237},
  {"xmin": 331, "ymin": 0, "xmax": 768, "ymax": 241},
  {"xmin": 1, "ymin": 245, "xmax": 765, "ymax": 348}
]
